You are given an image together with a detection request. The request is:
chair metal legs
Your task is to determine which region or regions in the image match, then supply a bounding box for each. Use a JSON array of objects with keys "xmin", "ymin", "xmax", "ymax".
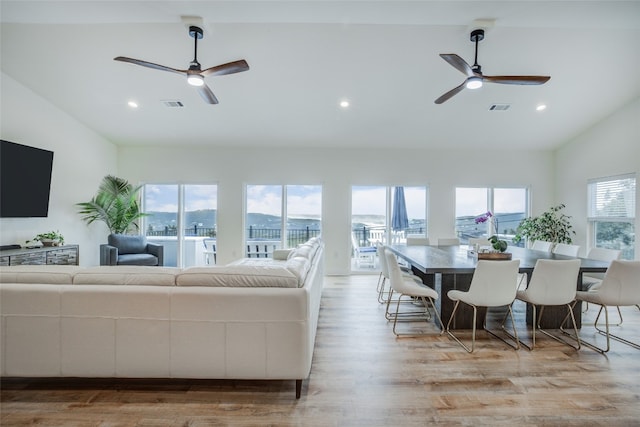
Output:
[
  {"xmin": 503, "ymin": 303, "xmax": 580, "ymax": 351},
  {"xmin": 584, "ymin": 301, "xmax": 625, "ymax": 326},
  {"xmin": 388, "ymin": 294, "xmax": 444, "ymax": 337},
  {"xmin": 446, "ymin": 301, "xmax": 520, "ymax": 353},
  {"xmin": 561, "ymin": 303, "xmax": 640, "ymax": 353}
]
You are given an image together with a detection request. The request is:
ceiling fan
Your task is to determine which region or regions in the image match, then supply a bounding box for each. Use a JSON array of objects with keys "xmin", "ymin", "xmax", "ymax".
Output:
[
  {"xmin": 435, "ymin": 29, "xmax": 550, "ymax": 104},
  {"xmin": 114, "ymin": 26, "xmax": 249, "ymax": 104}
]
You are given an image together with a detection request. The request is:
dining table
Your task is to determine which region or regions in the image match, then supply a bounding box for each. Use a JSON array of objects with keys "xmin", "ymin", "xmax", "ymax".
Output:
[{"xmin": 387, "ymin": 244, "xmax": 611, "ymax": 330}]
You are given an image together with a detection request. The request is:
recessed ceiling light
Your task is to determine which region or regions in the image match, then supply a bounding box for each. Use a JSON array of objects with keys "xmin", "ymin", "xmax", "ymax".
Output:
[
  {"xmin": 339, "ymin": 100, "xmax": 350, "ymax": 108},
  {"xmin": 128, "ymin": 101, "xmax": 138, "ymax": 108},
  {"xmin": 536, "ymin": 104, "xmax": 547, "ymax": 111}
]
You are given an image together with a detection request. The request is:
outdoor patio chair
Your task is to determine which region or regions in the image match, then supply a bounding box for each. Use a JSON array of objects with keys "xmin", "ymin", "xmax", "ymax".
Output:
[{"xmin": 352, "ymin": 232, "xmax": 376, "ymax": 268}]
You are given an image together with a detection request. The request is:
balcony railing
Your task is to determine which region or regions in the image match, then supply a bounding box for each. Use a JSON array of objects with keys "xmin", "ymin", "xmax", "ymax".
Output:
[
  {"xmin": 352, "ymin": 226, "xmax": 426, "ymax": 247},
  {"xmin": 147, "ymin": 226, "xmax": 321, "ymax": 248}
]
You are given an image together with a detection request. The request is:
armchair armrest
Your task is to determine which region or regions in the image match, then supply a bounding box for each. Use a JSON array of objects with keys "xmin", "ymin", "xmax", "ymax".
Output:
[
  {"xmin": 100, "ymin": 244, "xmax": 118, "ymax": 265},
  {"xmin": 146, "ymin": 243, "xmax": 164, "ymax": 266}
]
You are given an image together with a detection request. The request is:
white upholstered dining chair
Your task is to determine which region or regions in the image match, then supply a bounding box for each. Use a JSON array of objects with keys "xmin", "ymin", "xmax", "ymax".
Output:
[
  {"xmin": 437, "ymin": 237, "xmax": 460, "ymax": 246},
  {"xmin": 552, "ymin": 243, "xmax": 580, "ymax": 257},
  {"xmin": 384, "ymin": 248, "xmax": 443, "ymax": 336},
  {"xmin": 506, "ymin": 259, "xmax": 582, "ymax": 350},
  {"xmin": 406, "ymin": 235, "xmax": 430, "ymax": 246},
  {"xmin": 562, "ymin": 260, "xmax": 640, "ymax": 353},
  {"xmin": 446, "ymin": 259, "xmax": 521, "ymax": 353},
  {"xmin": 531, "ymin": 240, "xmax": 553, "ymax": 252},
  {"xmin": 377, "ymin": 244, "xmax": 419, "ymax": 304}
]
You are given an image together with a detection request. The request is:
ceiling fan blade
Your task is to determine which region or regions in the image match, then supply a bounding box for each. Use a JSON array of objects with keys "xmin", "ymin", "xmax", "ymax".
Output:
[
  {"xmin": 114, "ymin": 56, "xmax": 186, "ymax": 76},
  {"xmin": 434, "ymin": 81, "xmax": 467, "ymax": 104},
  {"xmin": 439, "ymin": 54, "xmax": 474, "ymax": 77},
  {"xmin": 201, "ymin": 60, "xmax": 250, "ymax": 77},
  {"xmin": 483, "ymin": 75, "xmax": 550, "ymax": 85},
  {"xmin": 197, "ymin": 83, "xmax": 219, "ymax": 104}
]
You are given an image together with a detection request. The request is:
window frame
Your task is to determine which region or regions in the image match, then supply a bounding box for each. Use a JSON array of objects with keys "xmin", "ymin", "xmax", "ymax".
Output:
[
  {"xmin": 245, "ymin": 184, "xmax": 323, "ymax": 257},
  {"xmin": 587, "ymin": 173, "xmax": 636, "ymax": 259},
  {"xmin": 455, "ymin": 186, "xmax": 530, "ymax": 245}
]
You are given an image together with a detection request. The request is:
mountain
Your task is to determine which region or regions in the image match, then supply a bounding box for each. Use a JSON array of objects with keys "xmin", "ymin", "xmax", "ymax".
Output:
[{"xmin": 146, "ymin": 209, "xmax": 320, "ymax": 232}]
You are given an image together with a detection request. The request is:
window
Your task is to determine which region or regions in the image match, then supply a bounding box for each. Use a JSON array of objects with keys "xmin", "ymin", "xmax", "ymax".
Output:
[
  {"xmin": 455, "ymin": 187, "xmax": 528, "ymax": 246},
  {"xmin": 142, "ymin": 184, "xmax": 217, "ymax": 267},
  {"xmin": 588, "ymin": 174, "xmax": 636, "ymax": 260},
  {"xmin": 351, "ymin": 185, "xmax": 428, "ymax": 269},
  {"xmin": 246, "ymin": 184, "xmax": 322, "ymax": 257}
]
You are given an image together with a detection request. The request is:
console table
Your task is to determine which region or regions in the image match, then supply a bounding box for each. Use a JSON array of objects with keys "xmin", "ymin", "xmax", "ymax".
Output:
[{"xmin": 0, "ymin": 245, "xmax": 79, "ymax": 266}]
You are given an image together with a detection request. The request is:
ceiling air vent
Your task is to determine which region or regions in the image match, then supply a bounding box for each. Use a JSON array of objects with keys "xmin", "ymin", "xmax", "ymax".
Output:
[
  {"xmin": 161, "ymin": 100, "xmax": 185, "ymax": 108},
  {"xmin": 489, "ymin": 103, "xmax": 511, "ymax": 111}
]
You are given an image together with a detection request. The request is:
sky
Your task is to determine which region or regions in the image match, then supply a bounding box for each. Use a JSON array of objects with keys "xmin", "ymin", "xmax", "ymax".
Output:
[
  {"xmin": 143, "ymin": 184, "xmax": 526, "ymax": 219},
  {"xmin": 144, "ymin": 184, "xmax": 217, "ymax": 212},
  {"xmin": 144, "ymin": 184, "xmax": 323, "ymax": 217}
]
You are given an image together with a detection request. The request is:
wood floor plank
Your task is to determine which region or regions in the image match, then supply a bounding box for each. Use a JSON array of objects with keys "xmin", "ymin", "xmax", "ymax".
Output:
[{"xmin": 2, "ymin": 274, "xmax": 640, "ymax": 426}]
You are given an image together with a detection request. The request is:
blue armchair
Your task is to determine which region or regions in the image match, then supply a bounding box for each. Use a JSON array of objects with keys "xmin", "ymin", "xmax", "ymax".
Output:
[{"xmin": 100, "ymin": 234, "xmax": 163, "ymax": 266}]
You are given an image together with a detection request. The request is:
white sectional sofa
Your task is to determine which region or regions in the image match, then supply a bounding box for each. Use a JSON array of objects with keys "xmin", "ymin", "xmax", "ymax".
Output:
[{"xmin": 0, "ymin": 237, "xmax": 323, "ymax": 398}]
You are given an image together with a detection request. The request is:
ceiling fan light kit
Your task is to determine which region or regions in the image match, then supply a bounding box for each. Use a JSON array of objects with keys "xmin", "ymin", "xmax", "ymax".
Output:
[
  {"xmin": 465, "ymin": 76, "xmax": 483, "ymax": 90},
  {"xmin": 187, "ymin": 74, "xmax": 204, "ymax": 87},
  {"xmin": 114, "ymin": 24, "xmax": 249, "ymax": 104},
  {"xmin": 435, "ymin": 28, "xmax": 550, "ymax": 104}
]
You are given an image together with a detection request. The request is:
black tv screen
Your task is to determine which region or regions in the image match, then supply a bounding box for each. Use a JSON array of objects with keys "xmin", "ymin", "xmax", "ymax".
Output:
[{"xmin": 0, "ymin": 140, "xmax": 54, "ymax": 218}]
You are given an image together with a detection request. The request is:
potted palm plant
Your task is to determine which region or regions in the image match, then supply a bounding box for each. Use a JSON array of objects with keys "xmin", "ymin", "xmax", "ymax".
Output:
[
  {"xmin": 76, "ymin": 175, "xmax": 148, "ymax": 234},
  {"xmin": 513, "ymin": 204, "xmax": 575, "ymax": 248}
]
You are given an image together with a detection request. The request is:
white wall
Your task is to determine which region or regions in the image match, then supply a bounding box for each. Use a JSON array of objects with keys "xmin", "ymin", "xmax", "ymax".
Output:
[
  {"xmin": 5, "ymin": 65, "xmax": 633, "ymax": 270},
  {"xmin": 0, "ymin": 72, "xmax": 118, "ymax": 266},
  {"xmin": 555, "ymin": 97, "xmax": 640, "ymax": 259},
  {"xmin": 119, "ymin": 146, "xmax": 554, "ymax": 274}
]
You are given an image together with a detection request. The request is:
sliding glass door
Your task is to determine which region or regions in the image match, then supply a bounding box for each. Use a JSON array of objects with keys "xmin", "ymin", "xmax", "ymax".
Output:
[
  {"xmin": 351, "ymin": 185, "xmax": 428, "ymax": 270},
  {"xmin": 142, "ymin": 184, "xmax": 217, "ymax": 267},
  {"xmin": 245, "ymin": 184, "xmax": 322, "ymax": 257}
]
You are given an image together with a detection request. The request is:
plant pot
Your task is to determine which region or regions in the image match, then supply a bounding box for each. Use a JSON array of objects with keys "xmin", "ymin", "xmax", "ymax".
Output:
[{"xmin": 40, "ymin": 239, "xmax": 57, "ymax": 247}]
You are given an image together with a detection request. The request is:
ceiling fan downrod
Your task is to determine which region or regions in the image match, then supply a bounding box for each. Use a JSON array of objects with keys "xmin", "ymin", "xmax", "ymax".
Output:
[
  {"xmin": 189, "ymin": 25, "xmax": 203, "ymax": 68},
  {"xmin": 470, "ymin": 29, "xmax": 484, "ymax": 73}
]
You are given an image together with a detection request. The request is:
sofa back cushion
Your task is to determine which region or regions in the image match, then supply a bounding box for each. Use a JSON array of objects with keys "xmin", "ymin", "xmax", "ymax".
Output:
[
  {"xmin": 0, "ymin": 265, "xmax": 81, "ymax": 284},
  {"xmin": 177, "ymin": 265, "xmax": 299, "ymax": 288},
  {"xmin": 285, "ymin": 256, "xmax": 311, "ymax": 286},
  {"xmin": 108, "ymin": 234, "xmax": 147, "ymax": 254},
  {"xmin": 72, "ymin": 266, "xmax": 179, "ymax": 286}
]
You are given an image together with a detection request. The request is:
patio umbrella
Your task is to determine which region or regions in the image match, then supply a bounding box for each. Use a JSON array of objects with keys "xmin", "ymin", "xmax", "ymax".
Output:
[{"xmin": 391, "ymin": 186, "xmax": 409, "ymax": 231}]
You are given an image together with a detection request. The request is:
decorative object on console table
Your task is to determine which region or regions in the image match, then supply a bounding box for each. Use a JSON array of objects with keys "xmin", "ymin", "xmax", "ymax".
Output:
[{"xmin": 30, "ymin": 230, "xmax": 64, "ymax": 247}]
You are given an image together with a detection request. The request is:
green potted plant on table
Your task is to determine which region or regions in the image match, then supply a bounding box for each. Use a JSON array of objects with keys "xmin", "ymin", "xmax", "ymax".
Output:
[
  {"xmin": 513, "ymin": 204, "xmax": 575, "ymax": 248},
  {"xmin": 30, "ymin": 230, "xmax": 65, "ymax": 247},
  {"xmin": 76, "ymin": 175, "xmax": 147, "ymax": 234}
]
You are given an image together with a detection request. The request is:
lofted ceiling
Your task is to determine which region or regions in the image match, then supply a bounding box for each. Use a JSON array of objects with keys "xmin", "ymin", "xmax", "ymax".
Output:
[{"xmin": 1, "ymin": 1, "xmax": 639, "ymax": 150}]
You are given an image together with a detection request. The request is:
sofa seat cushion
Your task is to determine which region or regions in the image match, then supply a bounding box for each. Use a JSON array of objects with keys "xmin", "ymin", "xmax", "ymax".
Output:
[
  {"xmin": 72, "ymin": 266, "xmax": 180, "ymax": 286},
  {"xmin": 228, "ymin": 258, "xmax": 287, "ymax": 267},
  {"xmin": 177, "ymin": 265, "xmax": 299, "ymax": 288},
  {"xmin": 0, "ymin": 265, "xmax": 82, "ymax": 284},
  {"xmin": 117, "ymin": 253, "xmax": 159, "ymax": 266}
]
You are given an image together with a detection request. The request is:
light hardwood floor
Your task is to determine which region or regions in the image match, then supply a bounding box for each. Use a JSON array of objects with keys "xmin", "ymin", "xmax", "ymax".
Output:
[{"xmin": 2, "ymin": 274, "xmax": 640, "ymax": 426}]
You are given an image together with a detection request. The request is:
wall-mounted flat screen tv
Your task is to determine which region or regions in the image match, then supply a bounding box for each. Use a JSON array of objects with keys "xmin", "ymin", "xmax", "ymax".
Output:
[{"xmin": 0, "ymin": 140, "xmax": 54, "ymax": 218}]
